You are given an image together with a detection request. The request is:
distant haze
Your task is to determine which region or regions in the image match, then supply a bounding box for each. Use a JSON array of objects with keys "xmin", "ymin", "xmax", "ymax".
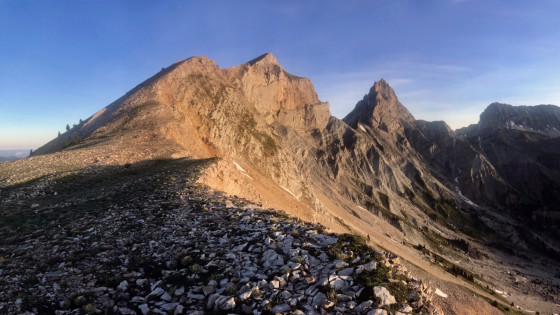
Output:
[{"xmin": 0, "ymin": 149, "xmax": 29, "ymax": 161}]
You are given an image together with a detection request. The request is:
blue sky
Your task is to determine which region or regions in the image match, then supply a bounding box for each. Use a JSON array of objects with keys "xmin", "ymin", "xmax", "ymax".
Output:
[{"xmin": 1, "ymin": 0, "xmax": 559, "ymax": 149}]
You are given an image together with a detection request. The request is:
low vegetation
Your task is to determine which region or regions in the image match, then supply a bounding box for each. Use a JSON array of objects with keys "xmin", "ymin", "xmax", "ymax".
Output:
[{"xmin": 413, "ymin": 244, "xmax": 475, "ymax": 282}]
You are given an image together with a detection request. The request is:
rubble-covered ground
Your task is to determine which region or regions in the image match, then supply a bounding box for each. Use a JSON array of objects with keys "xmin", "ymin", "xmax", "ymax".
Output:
[{"xmin": 0, "ymin": 158, "xmax": 434, "ymax": 314}]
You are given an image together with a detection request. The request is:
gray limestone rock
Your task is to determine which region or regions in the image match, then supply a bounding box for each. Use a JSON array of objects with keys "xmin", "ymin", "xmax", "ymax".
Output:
[
  {"xmin": 271, "ymin": 303, "xmax": 291, "ymax": 313},
  {"xmin": 374, "ymin": 286, "xmax": 396, "ymax": 306}
]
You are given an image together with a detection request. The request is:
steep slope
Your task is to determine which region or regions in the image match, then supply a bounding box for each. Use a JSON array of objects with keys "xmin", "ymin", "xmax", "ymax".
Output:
[
  {"xmin": 25, "ymin": 53, "xmax": 560, "ymax": 313},
  {"xmin": 457, "ymin": 103, "xmax": 560, "ymax": 246}
]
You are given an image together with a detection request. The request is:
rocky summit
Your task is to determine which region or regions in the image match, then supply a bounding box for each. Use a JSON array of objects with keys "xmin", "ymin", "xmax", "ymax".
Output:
[{"xmin": 2, "ymin": 53, "xmax": 560, "ymax": 314}]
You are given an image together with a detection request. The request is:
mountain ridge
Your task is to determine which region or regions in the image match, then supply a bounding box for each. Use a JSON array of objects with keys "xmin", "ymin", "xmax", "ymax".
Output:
[{"xmin": 16, "ymin": 53, "xmax": 560, "ymax": 313}]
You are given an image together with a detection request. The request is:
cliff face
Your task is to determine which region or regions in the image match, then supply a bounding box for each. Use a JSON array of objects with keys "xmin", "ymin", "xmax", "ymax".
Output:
[
  {"xmin": 343, "ymin": 79, "xmax": 415, "ymax": 134},
  {"xmin": 455, "ymin": 103, "xmax": 560, "ymax": 237},
  {"xmin": 35, "ymin": 54, "xmax": 466, "ymax": 233},
  {"xmin": 476, "ymin": 102, "xmax": 560, "ymax": 135},
  {"xmin": 34, "ymin": 52, "xmax": 560, "ymax": 242},
  {"xmin": 28, "ymin": 53, "xmax": 560, "ymax": 312},
  {"xmin": 399, "ymin": 99, "xmax": 560, "ymax": 248}
]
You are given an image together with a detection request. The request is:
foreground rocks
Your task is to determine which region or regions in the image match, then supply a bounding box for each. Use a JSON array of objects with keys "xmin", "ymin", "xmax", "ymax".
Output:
[{"xmin": 0, "ymin": 159, "xmax": 433, "ymax": 314}]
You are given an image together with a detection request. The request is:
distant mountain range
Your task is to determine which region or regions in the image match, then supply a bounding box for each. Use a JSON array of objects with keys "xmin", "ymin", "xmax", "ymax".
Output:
[
  {"xmin": 4, "ymin": 53, "xmax": 559, "ymax": 313},
  {"xmin": 0, "ymin": 149, "xmax": 29, "ymax": 161}
]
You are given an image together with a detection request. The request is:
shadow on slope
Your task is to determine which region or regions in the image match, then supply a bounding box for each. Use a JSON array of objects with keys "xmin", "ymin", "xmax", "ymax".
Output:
[{"xmin": 0, "ymin": 157, "xmax": 217, "ymax": 245}]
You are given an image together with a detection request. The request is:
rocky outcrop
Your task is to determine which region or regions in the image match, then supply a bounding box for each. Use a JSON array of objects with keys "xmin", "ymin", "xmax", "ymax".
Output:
[
  {"xmin": 343, "ymin": 79, "xmax": 414, "ymax": 135},
  {"xmin": 238, "ymin": 53, "xmax": 320, "ymax": 115}
]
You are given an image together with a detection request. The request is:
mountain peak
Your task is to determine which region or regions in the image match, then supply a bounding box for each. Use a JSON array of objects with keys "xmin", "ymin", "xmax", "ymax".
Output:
[
  {"xmin": 478, "ymin": 102, "xmax": 560, "ymax": 134},
  {"xmin": 246, "ymin": 52, "xmax": 279, "ymax": 66},
  {"xmin": 373, "ymin": 78, "xmax": 389, "ymax": 89},
  {"xmin": 343, "ymin": 79, "xmax": 414, "ymax": 132},
  {"xmin": 371, "ymin": 78, "xmax": 398, "ymax": 102}
]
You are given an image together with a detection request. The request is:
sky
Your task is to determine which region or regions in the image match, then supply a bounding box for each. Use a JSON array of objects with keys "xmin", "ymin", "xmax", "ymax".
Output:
[{"xmin": 1, "ymin": 0, "xmax": 560, "ymax": 150}]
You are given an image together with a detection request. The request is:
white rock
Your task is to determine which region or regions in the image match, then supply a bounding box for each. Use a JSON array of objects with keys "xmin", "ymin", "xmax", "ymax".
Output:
[
  {"xmin": 271, "ymin": 303, "xmax": 290, "ymax": 313},
  {"xmin": 329, "ymin": 276, "xmax": 349, "ymax": 291},
  {"xmin": 174, "ymin": 305, "xmax": 184, "ymax": 314},
  {"xmin": 288, "ymin": 262, "xmax": 301, "ymax": 270},
  {"xmin": 138, "ymin": 304, "xmax": 149, "ymax": 315},
  {"xmin": 136, "ymin": 279, "xmax": 148, "ymax": 286},
  {"xmin": 319, "ymin": 235, "xmax": 338, "ymax": 246},
  {"xmin": 264, "ymin": 236, "xmax": 272, "ymax": 246},
  {"xmin": 149, "ymin": 287, "xmax": 164, "ymax": 297},
  {"xmin": 202, "ymin": 286, "xmax": 215, "ymax": 296},
  {"xmin": 118, "ymin": 307, "xmax": 136, "ymax": 315},
  {"xmin": 160, "ymin": 302, "xmax": 179, "ymax": 311},
  {"xmin": 317, "ymin": 277, "xmax": 329, "ymax": 286},
  {"xmin": 356, "ymin": 287, "xmax": 364, "ymax": 297},
  {"xmin": 318, "ymin": 253, "xmax": 330, "ymax": 261},
  {"xmin": 239, "ymin": 290, "xmax": 252, "ymax": 300},
  {"xmin": 337, "ymin": 294, "xmax": 352, "ymax": 302},
  {"xmin": 218, "ymin": 296, "xmax": 236, "ymax": 310},
  {"xmin": 374, "ymin": 286, "xmax": 396, "ymax": 306},
  {"xmin": 207, "ymin": 293, "xmax": 221, "ymax": 309},
  {"xmin": 234, "ymin": 242, "xmax": 248, "ymax": 251},
  {"xmin": 151, "ymin": 280, "xmax": 162, "ymax": 291},
  {"xmin": 312, "ymin": 292, "xmax": 326, "ymax": 307},
  {"xmin": 356, "ymin": 300, "xmax": 373, "ymax": 312},
  {"xmin": 367, "ymin": 309, "xmax": 388, "ymax": 315},
  {"xmin": 362, "ymin": 261, "xmax": 377, "ymax": 271},
  {"xmin": 117, "ymin": 280, "xmax": 128, "ymax": 291},
  {"xmin": 304, "ymin": 284, "xmax": 318, "ymax": 295},
  {"xmin": 161, "ymin": 292, "xmax": 172, "ymax": 302},
  {"xmin": 187, "ymin": 292, "xmax": 204, "ymax": 300},
  {"xmin": 308, "ymin": 255, "xmax": 321, "ymax": 267},
  {"xmin": 435, "ymin": 288, "xmax": 448, "ymax": 298},
  {"xmin": 399, "ymin": 305, "xmax": 413, "ymax": 313},
  {"xmin": 338, "ymin": 267, "xmax": 354, "ymax": 276},
  {"xmin": 174, "ymin": 286, "xmax": 185, "ymax": 296},
  {"xmin": 333, "ymin": 260, "xmax": 349, "ymax": 268}
]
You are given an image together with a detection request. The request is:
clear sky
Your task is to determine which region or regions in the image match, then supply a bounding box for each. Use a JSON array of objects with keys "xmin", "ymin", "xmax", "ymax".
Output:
[{"xmin": 1, "ymin": 0, "xmax": 560, "ymax": 149}]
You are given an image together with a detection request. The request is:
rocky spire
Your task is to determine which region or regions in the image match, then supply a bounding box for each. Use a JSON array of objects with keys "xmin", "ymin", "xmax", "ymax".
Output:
[{"xmin": 343, "ymin": 79, "xmax": 414, "ymax": 133}]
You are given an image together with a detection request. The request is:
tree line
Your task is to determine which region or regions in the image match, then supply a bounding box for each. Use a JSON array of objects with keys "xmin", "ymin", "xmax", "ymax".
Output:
[{"xmin": 58, "ymin": 118, "xmax": 84, "ymax": 148}]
